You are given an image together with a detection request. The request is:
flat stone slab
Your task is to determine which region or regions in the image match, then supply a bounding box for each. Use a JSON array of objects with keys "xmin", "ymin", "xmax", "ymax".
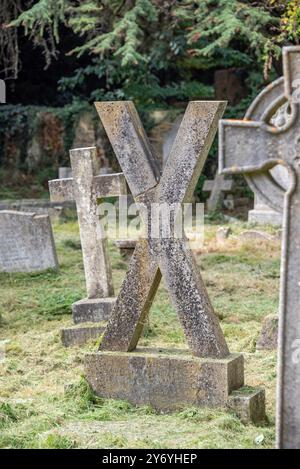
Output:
[
  {"xmin": 61, "ymin": 323, "xmax": 106, "ymax": 347},
  {"xmin": 227, "ymin": 387, "xmax": 266, "ymax": 425},
  {"xmin": 239, "ymin": 230, "xmax": 275, "ymax": 242},
  {"xmin": 0, "ymin": 199, "xmax": 75, "ymax": 221},
  {"xmin": 256, "ymin": 314, "xmax": 278, "ymax": 350},
  {"xmin": 72, "ymin": 297, "xmax": 116, "ymax": 324},
  {"xmin": 248, "ymin": 208, "xmax": 283, "ymax": 226},
  {"xmin": 85, "ymin": 348, "xmax": 244, "ymax": 411},
  {"xmin": 0, "ymin": 210, "xmax": 58, "ymax": 273}
]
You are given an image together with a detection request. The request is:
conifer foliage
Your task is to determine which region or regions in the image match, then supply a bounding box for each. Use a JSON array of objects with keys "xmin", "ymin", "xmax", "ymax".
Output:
[{"xmin": 2, "ymin": 1, "xmax": 300, "ymax": 108}]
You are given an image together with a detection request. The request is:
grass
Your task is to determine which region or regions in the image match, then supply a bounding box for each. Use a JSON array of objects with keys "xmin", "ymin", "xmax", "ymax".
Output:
[{"xmin": 0, "ymin": 220, "xmax": 280, "ymax": 448}]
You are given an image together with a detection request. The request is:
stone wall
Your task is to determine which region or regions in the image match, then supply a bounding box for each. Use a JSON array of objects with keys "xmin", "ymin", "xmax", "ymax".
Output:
[{"xmin": 0, "ymin": 104, "xmax": 113, "ymax": 174}]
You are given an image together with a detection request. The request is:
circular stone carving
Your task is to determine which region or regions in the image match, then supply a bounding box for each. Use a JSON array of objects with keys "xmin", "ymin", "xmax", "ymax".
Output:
[{"xmin": 244, "ymin": 77, "xmax": 293, "ymax": 213}]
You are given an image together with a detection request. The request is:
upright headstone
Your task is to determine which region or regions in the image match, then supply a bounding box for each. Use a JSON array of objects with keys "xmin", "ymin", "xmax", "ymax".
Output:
[
  {"xmin": 84, "ymin": 100, "xmax": 265, "ymax": 419},
  {"xmin": 241, "ymin": 76, "xmax": 295, "ymax": 226},
  {"xmin": 0, "ymin": 210, "xmax": 58, "ymax": 272},
  {"xmin": 49, "ymin": 147, "xmax": 127, "ymax": 346},
  {"xmin": 219, "ymin": 45, "xmax": 300, "ymax": 449}
]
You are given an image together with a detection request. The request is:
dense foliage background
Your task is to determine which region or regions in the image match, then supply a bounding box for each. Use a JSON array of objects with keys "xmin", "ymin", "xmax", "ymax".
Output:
[
  {"xmin": 0, "ymin": 1, "xmax": 300, "ymax": 197},
  {"xmin": 1, "ymin": 0, "xmax": 299, "ymax": 110}
]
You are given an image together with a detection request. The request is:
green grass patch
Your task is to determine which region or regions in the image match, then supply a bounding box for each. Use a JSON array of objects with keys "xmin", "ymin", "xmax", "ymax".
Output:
[{"xmin": 0, "ymin": 220, "xmax": 280, "ymax": 448}]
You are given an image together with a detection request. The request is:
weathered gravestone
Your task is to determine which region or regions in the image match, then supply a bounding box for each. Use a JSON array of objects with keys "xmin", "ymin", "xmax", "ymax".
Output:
[
  {"xmin": 0, "ymin": 210, "xmax": 58, "ymax": 272},
  {"xmin": 219, "ymin": 45, "xmax": 300, "ymax": 448},
  {"xmin": 84, "ymin": 100, "xmax": 265, "ymax": 420},
  {"xmin": 0, "ymin": 199, "xmax": 75, "ymax": 222},
  {"xmin": 49, "ymin": 147, "xmax": 127, "ymax": 346},
  {"xmin": 240, "ymin": 69, "xmax": 297, "ymax": 226},
  {"xmin": 203, "ymin": 174, "xmax": 233, "ymax": 212}
]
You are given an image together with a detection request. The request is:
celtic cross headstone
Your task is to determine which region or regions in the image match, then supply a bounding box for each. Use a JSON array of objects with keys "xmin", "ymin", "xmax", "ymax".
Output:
[{"xmin": 219, "ymin": 46, "xmax": 300, "ymax": 449}]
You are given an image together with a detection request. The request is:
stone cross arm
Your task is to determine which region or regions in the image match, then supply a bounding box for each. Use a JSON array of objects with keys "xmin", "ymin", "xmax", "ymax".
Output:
[
  {"xmin": 49, "ymin": 172, "xmax": 127, "ymax": 202},
  {"xmin": 219, "ymin": 120, "xmax": 295, "ymax": 175},
  {"xmin": 203, "ymin": 176, "xmax": 233, "ymax": 193},
  {"xmin": 219, "ymin": 46, "xmax": 300, "ymax": 176}
]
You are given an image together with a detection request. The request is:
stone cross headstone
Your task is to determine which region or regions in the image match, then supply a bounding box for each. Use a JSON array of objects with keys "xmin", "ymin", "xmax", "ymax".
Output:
[
  {"xmin": 219, "ymin": 45, "xmax": 300, "ymax": 449},
  {"xmin": 203, "ymin": 174, "xmax": 233, "ymax": 212},
  {"xmin": 0, "ymin": 210, "xmax": 58, "ymax": 272},
  {"xmin": 49, "ymin": 147, "xmax": 127, "ymax": 345},
  {"xmin": 84, "ymin": 100, "xmax": 265, "ymax": 418},
  {"xmin": 241, "ymin": 74, "xmax": 296, "ymax": 226}
]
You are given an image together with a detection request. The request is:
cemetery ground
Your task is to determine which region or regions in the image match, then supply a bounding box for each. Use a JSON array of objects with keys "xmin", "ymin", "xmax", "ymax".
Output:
[{"xmin": 0, "ymin": 219, "xmax": 280, "ymax": 449}]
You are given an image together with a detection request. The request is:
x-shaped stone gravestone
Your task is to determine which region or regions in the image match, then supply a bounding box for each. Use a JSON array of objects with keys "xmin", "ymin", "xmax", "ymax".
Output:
[
  {"xmin": 219, "ymin": 46, "xmax": 300, "ymax": 449},
  {"xmin": 49, "ymin": 147, "xmax": 127, "ymax": 346},
  {"xmin": 84, "ymin": 100, "xmax": 265, "ymax": 414}
]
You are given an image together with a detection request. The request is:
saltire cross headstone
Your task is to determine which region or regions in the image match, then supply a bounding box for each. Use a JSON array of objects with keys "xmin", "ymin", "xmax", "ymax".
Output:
[
  {"xmin": 96, "ymin": 101, "xmax": 228, "ymax": 358},
  {"xmin": 48, "ymin": 147, "xmax": 127, "ymax": 344},
  {"xmin": 219, "ymin": 46, "xmax": 300, "ymax": 449},
  {"xmin": 84, "ymin": 100, "xmax": 265, "ymax": 413}
]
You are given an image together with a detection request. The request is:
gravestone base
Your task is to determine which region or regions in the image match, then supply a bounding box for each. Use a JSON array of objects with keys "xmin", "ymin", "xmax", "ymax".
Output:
[
  {"xmin": 248, "ymin": 197, "xmax": 282, "ymax": 226},
  {"xmin": 227, "ymin": 388, "xmax": 266, "ymax": 425},
  {"xmin": 248, "ymin": 208, "xmax": 282, "ymax": 226},
  {"xmin": 61, "ymin": 323, "xmax": 106, "ymax": 347},
  {"xmin": 85, "ymin": 348, "xmax": 245, "ymax": 411},
  {"xmin": 72, "ymin": 297, "xmax": 116, "ymax": 324}
]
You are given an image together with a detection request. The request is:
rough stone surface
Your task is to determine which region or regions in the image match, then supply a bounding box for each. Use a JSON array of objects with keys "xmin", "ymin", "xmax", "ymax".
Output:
[
  {"xmin": 231, "ymin": 75, "xmax": 293, "ymax": 226},
  {"xmin": 85, "ymin": 348, "xmax": 244, "ymax": 411},
  {"xmin": 97, "ymin": 101, "xmax": 229, "ymax": 359},
  {"xmin": 72, "ymin": 298, "xmax": 116, "ymax": 324},
  {"xmin": 49, "ymin": 173, "xmax": 126, "ymax": 203},
  {"xmin": 49, "ymin": 148, "xmax": 127, "ymax": 300},
  {"xmin": 256, "ymin": 315, "xmax": 278, "ymax": 350},
  {"xmin": 219, "ymin": 45, "xmax": 300, "ymax": 448},
  {"xmin": 227, "ymin": 388, "xmax": 266, "ymax": 424},
  {"xmin": 69, "ymin": 147, "xmax": 114, "ymax": 299},
  {"xmin": 0, "ymin": 210, "xmax": 58, "ymax": 273},
  {"xmin": 61, "ymin": 323, "xmax": 105, "ymax": 347},
  {"xmin": 95, "ymin": 101, "xmax": 161, "ymax": 197},
  {"xmin": 49, "ymin": 147, "xmax": 127, "ymax": 346}
]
